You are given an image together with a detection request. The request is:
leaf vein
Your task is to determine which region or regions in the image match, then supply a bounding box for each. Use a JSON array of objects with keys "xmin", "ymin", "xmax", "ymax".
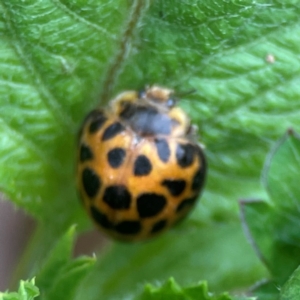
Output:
[
  {"xmin": 50, "ymin": 0, "xmax": 117, "ymax": 40},
  {"xmin": 2, "ymin": 2, "xmax": 75, "ymax": 133},
  {"xmin": 0, "ymin": 117, "xmax": 60, "ymax": 172}
]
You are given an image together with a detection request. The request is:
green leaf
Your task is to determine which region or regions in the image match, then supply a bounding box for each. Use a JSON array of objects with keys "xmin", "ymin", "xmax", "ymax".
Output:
[
  {"xmin": 241, "ymin": 130, "xmax": 300, "ymax": 293},
  {"xmin": 137, "ymin": 278, "xmax": 232, "ymax": 300},
  {"xmin": 280, "ymin": 265, "xmax": 300, "ymax": 300},
  {"xmin": 35, "ymin": 226, "xmax": 77, "ymax": 291},
  {"xmin": 1, "ymin": 0, "xmax": 300, "ymax": 299},
  {"xmin": 44, "ymin": 256, "xmax": 96, "ymax": 300},
  {"xmin": 0, "ymin": 278, "xmax": 39, "ymax": 300},
  {"xmin": 33, "ymin": 225, "xmax": 95, "ymax": 299}
]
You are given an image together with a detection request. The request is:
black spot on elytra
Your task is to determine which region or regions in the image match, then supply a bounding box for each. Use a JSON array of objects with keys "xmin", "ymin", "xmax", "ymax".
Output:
[
  {"xmin": 123, "ymin": 105, "xmax": 172, "ymax": 136},
  {"xmin": 82, "ymin": 168, "xmax": 101, "ymax": 198},
  {"xmin": 90, "ymin": 206, "xmax": 112, "ymax": 229},
  {"xmin": 102, "ymin": 122, "xmax": 125, "ymax": 141},
  {"xmin": 103, "ymin": 185, "xmax": 131, "ymax": 209},
  {"xmin": 78, "ymin": 110, "xmax": 104, "ymax": 138},
  {"xmin": 154, "ymin": 138, "xmax": 170, "ymax": 163},
  {"xmin": 134, "ymin": 155, "xmax": 152, "ymax": 176},
  {"xmin": 107, "ymin": 148, "xmax": 126, "ymax": 168},
  {"xmin": 80, "ymin": 144, "xmax": 93, "ymax": 162},
  {"xmin": 115, "ymin": 220, "xmax": 141, "ymax": 235},
  {"xmin": 162, "ymin": 179, "xmax": 186, "ymax": 196},
  {"xmin": 137, "ymin": 193, "xmax": 166, "ymax": 218},
  {"xmin": 176, "ymin": 143, "xmax": 196, "ymax": 168},
  {"xmin": 88, "ymin": 110, "xmax": 108, "ymax": 133},
  {"xmin": 176, "ymin": 196, "xmax": 198, "ymax": 213},
  {"xmin": 151, "ymin": 219, "xmax": 167, "ymax": 233}
]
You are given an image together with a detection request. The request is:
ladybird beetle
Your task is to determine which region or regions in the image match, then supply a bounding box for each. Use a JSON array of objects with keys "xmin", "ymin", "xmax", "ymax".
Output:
[{"xmin": 77, "ymin": 86, "xmax": 207, "ymax": 241}]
